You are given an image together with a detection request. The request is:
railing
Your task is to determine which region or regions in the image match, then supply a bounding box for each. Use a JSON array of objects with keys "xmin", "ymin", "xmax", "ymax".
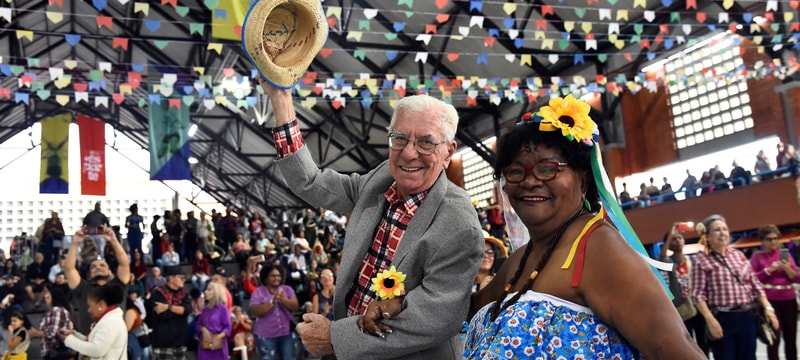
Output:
[
  {"xmin": 619, "ymin": 165, "xmax": 799, "ymax": 210},
  {"xmin": 621, "ymin": 169, "xmax": 800, "ymax": 245}
]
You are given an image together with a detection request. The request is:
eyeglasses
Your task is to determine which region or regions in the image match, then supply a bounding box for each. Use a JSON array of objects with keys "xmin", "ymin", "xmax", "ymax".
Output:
[
  {"xmin": 763, "ymin": 236, "xmax": 780, "ymax": 241},
  {"xmin": 483, "ymin": 249, "xmax": 495, "ymax": 256},
  {"xmin": 501, "ymin": 161, "xmax": 569, "ymax": 183},
  {"xmin": 388, "ymin": 133, "xmax": 448, "ymax": 155}
]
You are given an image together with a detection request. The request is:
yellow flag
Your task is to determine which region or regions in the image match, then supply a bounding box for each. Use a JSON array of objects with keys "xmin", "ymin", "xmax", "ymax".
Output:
[
  {"xmin": 211, "ymin": 0, "xmax": 250, "ymax": 41},
  {"xmin": 39, "ymin": 113, "xmax": 72, "ymax": 194}
]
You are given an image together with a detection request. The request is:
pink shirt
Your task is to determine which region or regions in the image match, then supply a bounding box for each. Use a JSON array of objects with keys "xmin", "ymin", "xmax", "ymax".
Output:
[{"xmin": 750, "ymin": 249, "xmax": 799, "ymax": 301}]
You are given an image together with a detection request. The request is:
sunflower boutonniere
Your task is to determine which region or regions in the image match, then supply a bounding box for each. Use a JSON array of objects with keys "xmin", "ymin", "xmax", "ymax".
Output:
[{"xmin": 370, "ymin": 265, "xmax": 406, "ymax": 300}]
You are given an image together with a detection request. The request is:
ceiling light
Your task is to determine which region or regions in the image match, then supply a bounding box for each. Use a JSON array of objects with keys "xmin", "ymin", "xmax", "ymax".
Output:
[{"xmin": 188, "ymin": 123, "xmax": 198, "ymax": 137}]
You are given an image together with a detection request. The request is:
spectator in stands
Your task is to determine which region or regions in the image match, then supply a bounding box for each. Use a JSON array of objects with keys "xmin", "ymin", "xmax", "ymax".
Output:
[
  {"xmin": 265, "ymin": 83, "xmax": 485, "ymax": 359},
  {"xmin": 130, "ymin": 249, "xmax": 147, "ymax": 286},
  {"xmin": 473, "ymin": 234, "xmax": 508, "ymax": 294},
  {"xmin": 220, "ymin": 209, "xmax": 238, "ymax": 256},
  {"xmin": 661, "ymin": 177, "xmax": 677, "ymax": 202},
  {"xmin": 680, "ymin": 169, "xmax": 699, "ymax": 198},
  {"xmin": 782, "ymin": 144, "xmax": 800, "ymax": 177},
  {"xmin": 303, "ymin": 209, "xmax": 319, "ymax": 246},
  {"xmin": 196, "ymin": 282, "xmax": 231, "ymax": 360},
  {"xmin": 125, "ymin": 294, "xmax": 146, "ymax": 360},
  {"xmin": 776, "ymin": 142, "xmax": 786, "ymax": 169},
  {"xmin": 250, "ymin": 263, "xmax": 298, "ymax": 360},
  {"xmin": 311, "ymin": 243, "xmax": 328, "ymax": 268},
  {"xmin": 5, "ymin": 310, "xmax": 31, "ymax": 358},
  {"xmin": 230, "ymin": 306, "xmax": 254, "ymax": 359},
  {"xmin": 24, "ymin": 252, "xmax": 49, "ymax": 309},
  {"xmin": 309, "ymin": 267, "xmax": 335, "ymax": 321},
  {"xmin": 645, "ymin": 177, "xmax": 661, "ymax": 201},
  {"xmin": 82, "ymin": 202, "xmax": 110, "ymax": 259},
  {"xmin": 618, "ymin": 182, "xmax": 632, "ymax": 208},
  {"xmin": 749, "ymin": 224, "xmax": 799, "ymax": 360},
  {"xmin": 127, "ymin": 273, "xmax": 145, "ymax": 299},
  {"xmin": 126, "ymin": 204, "xmax": 145, "ymax": 258},
  {"xmin": 0, "ymin": 260, "xmax": 21, "ymax": 281},
  {"xmin": 0, "ymin": 275, "xmax": 25, "ymax": 320},
  {"xmin": 166, "ymin": 210, "xmax": 184, "ymax": 263},
  {"xmin": 250, "ymin": 212, "xmax": 264, "ymax": 248},
  {"xmin": 38, "ymin": 287, "xmax": 72, "ymax": 360},
  {"xmin": 711, "ymin": 165, "xmax": 728, "ymax": 190},
  {"xmin": 183, "ymin": 211, "xmax": 199, "ymax": 266},
  {"xmin": 253, "ymin": 231, "xmax": 272, "ymax": 258},
  {"xmin": 273, "ymin": 230, "xmax": 291, "ymax": 257},
  {"xmin": 144, "ymin": 267, "xmax": 165, "ymax": 293},
  {"xmin": 192, "ymin": 250, "xmax": 211, "ymax": 291},
  {"xmin": 292, "ymin": 230, "xmax": 311, "ymax": 256},
  {"xmin": 691, "ymin": 215, "xmax": 779, "ymax": 360},
  {"xmin": 699, "ymin": 170, "xmax": 713, "ymax": 195},
  {"xmin": 40, "ymin": 211, "xmax": 64, "ymax": 267},
  {"xmin": 197, "ymin": 212, "xmax": 214, "ymax": 258},
  {"xmin": 49, "ymin": 273, "xmax": 70, "ymax": 303},
  {"xmin": 287, "ymin": 246, "xmax": 307, "ymax": 273},
  {"xmin": 232, "ymin": 234, "xmax": 251, "ymax": 272},
  {"xmin": 149, "ymin": 266, "xmax": 191, "ymax": 359},
  {"xmin": 47, "ymin": 255, "xmax": 66, "ymax": 284},
  {"xmin": 637, "ymin": 182, "xmax": 650, "ymax": 207},
  {"xmin": 61, "ymin": 285, "xmax": 127, "ymax": 359},
  {"xmin": 160, "ymin": 242, "xmax": 180, "ymax": 268},
  {"xmin": 728, "ymin": 160, "xmax": 750, "ymax": 188},
  {"xmin": 658, "ymin": 223, "xmax": 708, "ymax": 356},
  {"xmin": 66, "ymin": 226, "xmax": 130, "ymax": 335},
  {"xmin": 150, "ymin": 215, "xmax": 162, "ymax": 265},
  {"xmin": 485, "ymin": 198, "xmax": 505, "ymax": 239},
  {"xmin": 754, "ymin": 150, "xmax": 774, "ymax": 181}
]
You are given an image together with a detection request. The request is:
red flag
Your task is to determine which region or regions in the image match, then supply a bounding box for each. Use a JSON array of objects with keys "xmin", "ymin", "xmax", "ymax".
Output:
[{"xmin": 77, "ymin": 114, "xmax": 106, "ymax": 195}]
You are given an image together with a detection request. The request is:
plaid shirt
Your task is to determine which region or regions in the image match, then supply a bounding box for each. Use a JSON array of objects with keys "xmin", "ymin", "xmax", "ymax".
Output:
[
  {"xmin": 38, "ymin": 306, "xmax": 70, "ymax": 357},
  {"xmin": 272, "ymin": 119, "xmax": 427, "ymax": 315},
  {"xmin": 272, "ymin": 119, "xmax": 305, "ymax": 159},
  {"xmin": 691, "ymin": 246, "xmax": 766, "ymax": 307},
  {"xmin": 346, "ymin": 185, "xmax": 425, "ymax": 316}
]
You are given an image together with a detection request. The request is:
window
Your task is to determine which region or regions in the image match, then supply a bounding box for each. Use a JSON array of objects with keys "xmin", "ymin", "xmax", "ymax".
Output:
[{"xmin": 665, "ymin": 33, "xmax": 753, "ymax": 150}]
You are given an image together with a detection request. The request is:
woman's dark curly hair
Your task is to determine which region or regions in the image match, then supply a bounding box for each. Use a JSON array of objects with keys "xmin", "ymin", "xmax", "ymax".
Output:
[
  {"xmin": 493, "ymin": 120, "xmax": 601, "ymax": 213},
  {"xmin": 259, "ymin": 263, "xmax": 285, "ymax": 286}
]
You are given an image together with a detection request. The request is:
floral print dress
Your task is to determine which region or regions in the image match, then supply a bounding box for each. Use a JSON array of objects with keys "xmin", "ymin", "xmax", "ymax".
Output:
[{"xmin": 464, "ymin": 291, "xmax": 642, "ymax": 359}]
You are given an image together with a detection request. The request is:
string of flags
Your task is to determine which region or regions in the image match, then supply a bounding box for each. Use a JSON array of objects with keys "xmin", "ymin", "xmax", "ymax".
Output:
[{"xmin": 0, "ymin": 0, "xmax": 798, "ymax": 109}]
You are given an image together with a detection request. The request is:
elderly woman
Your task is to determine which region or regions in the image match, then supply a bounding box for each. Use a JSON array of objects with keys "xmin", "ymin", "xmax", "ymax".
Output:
[
  {"xmin": 196, "ymin": 282, "xmax": 231, "ymax": 360},
  {"xmin": 60, "ymin": 285, "xmax": 127, "ymax": 359},
  {"xmin": 692, "ymin": 215, "xmax": 780, "ymax": 360},
  {"xmin": 749, "ymin": 224, "xmax": 799, "ymax": 360},
  {"xmin": 461, "ymin": 95, "xmax": 705, "ymax": 358}
]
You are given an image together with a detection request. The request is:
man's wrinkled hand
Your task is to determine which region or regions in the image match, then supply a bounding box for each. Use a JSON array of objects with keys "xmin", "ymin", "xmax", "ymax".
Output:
[{"xmin": 296, "ymin": 313, "xmax": 334, "ymax": 356}]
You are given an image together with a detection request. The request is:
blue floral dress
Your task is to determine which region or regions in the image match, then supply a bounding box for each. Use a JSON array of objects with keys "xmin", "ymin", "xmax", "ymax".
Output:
[{"xmin": 464, "ymin": 291, "xmax": 642, "ymax": 359}]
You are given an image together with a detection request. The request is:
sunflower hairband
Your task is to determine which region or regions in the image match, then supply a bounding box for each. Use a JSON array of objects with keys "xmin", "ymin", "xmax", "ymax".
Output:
[{"xmin": 518, "ymin": 94, "xmax": 600, "ymax": 147}]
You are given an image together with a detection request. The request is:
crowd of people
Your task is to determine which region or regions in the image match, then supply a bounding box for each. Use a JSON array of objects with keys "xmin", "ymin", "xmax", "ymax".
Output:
[
  {"xmin": 1, "ymin": 90, "xmax": 798, "ymax": 360},
  {"xmin": 618, "ymin": 142, "xmax": 800, "ymax": 209}
]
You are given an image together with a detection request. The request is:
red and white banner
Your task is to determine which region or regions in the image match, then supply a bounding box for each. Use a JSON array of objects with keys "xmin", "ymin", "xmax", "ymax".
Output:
[{"xmin": 77, "ymin": 114, "xmax": 106, "ymax": 195}]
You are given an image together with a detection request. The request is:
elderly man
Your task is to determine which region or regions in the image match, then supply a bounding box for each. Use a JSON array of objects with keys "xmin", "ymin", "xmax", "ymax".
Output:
[
  {"xmin": 262, "ymin": 82, "xmax": 484, "ymax": 359},
  {"xmin": 149, "ymin": 266, "xmax": 191, "ymax": 360},
  {"xmin": 65, "ymin": 226, "xmax": 130, "ymax": 334}
]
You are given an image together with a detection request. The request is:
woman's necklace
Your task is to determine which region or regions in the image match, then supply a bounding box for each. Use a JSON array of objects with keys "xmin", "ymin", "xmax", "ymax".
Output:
[{"xmin": 489, "ymin": 207, "xmax": 586, "ymax": 322}]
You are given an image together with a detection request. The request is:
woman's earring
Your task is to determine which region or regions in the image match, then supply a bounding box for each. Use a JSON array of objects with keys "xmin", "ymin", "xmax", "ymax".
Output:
[{"xmin": 583, "ymin": 197, "xmax": 591, "ymax": 211}]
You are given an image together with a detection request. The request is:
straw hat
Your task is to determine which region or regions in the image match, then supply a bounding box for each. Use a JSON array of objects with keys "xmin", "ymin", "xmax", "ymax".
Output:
[{"xmin": 242, "ymin": 0, "xmax": 328, "ymax": 89}]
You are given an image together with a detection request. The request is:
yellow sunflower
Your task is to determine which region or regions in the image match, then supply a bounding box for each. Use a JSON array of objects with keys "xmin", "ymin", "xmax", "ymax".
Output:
[
  {"xmin": 370, "ymin": 265, "xmax": 406, "ymax": 300},
  {"xmin": 535, "ymin": 94, "xmax": 597, "ymax": 144}
]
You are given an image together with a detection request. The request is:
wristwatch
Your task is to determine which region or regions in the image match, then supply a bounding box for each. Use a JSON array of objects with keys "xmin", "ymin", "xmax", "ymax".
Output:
[{"xmin": 168, "ymin": 304, "xmax": 173, "ymax": 312}]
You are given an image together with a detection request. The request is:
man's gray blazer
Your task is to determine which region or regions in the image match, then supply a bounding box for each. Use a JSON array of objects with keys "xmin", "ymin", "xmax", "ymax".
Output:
[{"xmin": 277, "ymin": 147, "xmax": 484, "ymax": 359}]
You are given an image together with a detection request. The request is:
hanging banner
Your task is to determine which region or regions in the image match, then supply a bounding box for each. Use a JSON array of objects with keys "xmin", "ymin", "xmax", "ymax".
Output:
[
  {"xmin": 149, "ymin": 95, "xmax": 191, "ymax": 180},
  {"xmin": 39, "ymin": 113, "xmax": 72, "ymax": 194},
  {"xmin": 77, "ymin": 114, "xmax": 106, "ymax": 195},
  {"xmin": 211, "ymin": 0, "xmax": 249, "ymax": 40}
]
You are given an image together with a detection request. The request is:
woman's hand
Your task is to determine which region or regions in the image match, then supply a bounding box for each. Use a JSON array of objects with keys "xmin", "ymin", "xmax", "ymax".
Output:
[
  {"xmin": 705, "ymin": 316, "xmax": 723, "ymax": 340},
  {"xmin": 357, "ymin": 297, "xmax": 403, "ymax": 337},
  {"xmin": 765, "ymin": 308, "xmax": 780, "ymax": 330}
]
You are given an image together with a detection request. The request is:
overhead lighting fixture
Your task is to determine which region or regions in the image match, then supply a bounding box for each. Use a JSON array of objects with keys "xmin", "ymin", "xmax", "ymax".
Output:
[
  {"xmin": 188, "ymin": 157, "xmax": 198, "ymax": 164},
  {"xmin": 188, "ymin": 123, "xmax": 198, "ymax": 137}
]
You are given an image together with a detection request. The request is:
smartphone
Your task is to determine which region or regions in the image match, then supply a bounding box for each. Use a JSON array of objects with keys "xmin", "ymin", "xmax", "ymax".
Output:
[
  {"xmin": 780, "ymin": 248, "xmax": 790, "ymax": 261},
  {"xmin": 256, "ymin": 254, "xmax": 266, "ymax": 263},
  {"xmin": 87, "ymin": 226, "xmax": 100, "ymax": 235}
]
